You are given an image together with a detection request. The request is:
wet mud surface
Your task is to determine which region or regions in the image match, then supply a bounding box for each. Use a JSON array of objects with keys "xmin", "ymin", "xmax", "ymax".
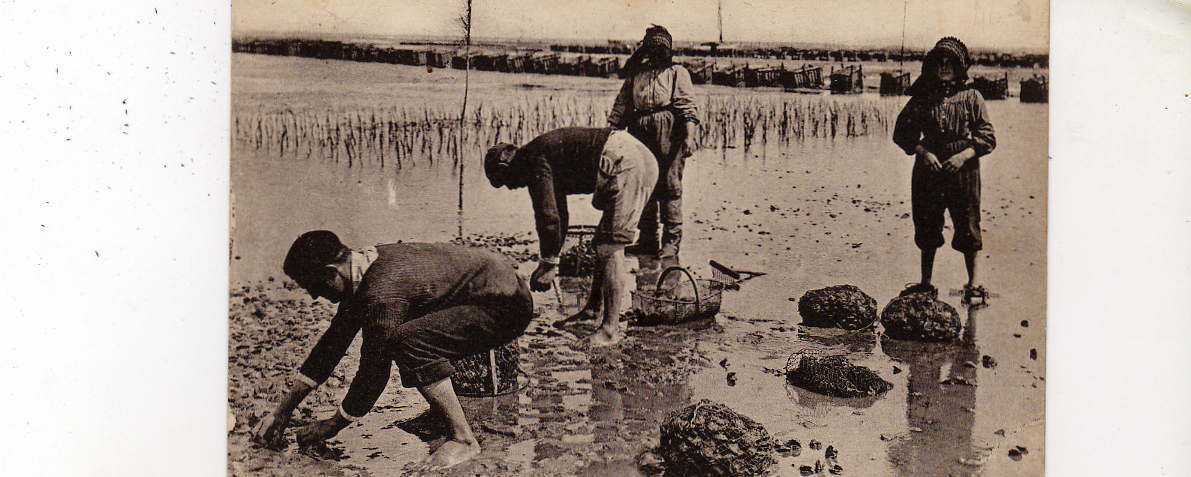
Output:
[{"xmin": 229, "ymin": 54, "xmax": 1046, "ymax": 476}]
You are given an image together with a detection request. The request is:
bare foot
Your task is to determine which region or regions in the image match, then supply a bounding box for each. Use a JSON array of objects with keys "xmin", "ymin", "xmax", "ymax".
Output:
[
  {"xmin": 586, "ymin": 326, "xmax": 622, "ymax": 347},
  {"xmin": 422, "ymin": 439, "xmax": 481, "ymax": 471}
]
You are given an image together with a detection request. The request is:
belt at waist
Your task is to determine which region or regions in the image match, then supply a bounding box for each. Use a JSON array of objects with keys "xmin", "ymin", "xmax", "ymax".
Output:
[
  {"xmin": 626, "ymin": 105, "xmax": 676, "ymax": 122},
  {"xmin": 923, "ymin": 139, "xmax": 972, "ymax": 157}
]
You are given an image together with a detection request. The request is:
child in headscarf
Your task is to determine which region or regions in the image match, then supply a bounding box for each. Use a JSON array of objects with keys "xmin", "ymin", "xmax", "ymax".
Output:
[
  {"xmin": 892, "ymin": 37, "xmax": 997, "ymax": 302},
  {"xmin": 609, "ymin": 25, "xmax": 699, "ymax": 258}
]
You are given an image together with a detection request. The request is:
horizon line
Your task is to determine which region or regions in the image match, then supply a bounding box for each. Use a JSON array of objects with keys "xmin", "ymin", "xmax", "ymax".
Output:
[{"xmin": 231, "ymin": 29, "xmax": 1050, "ymax": 55}]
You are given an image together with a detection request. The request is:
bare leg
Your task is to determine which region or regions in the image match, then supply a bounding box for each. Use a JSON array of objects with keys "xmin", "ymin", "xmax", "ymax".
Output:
[
  {"xmin": 580, "ymin": 265, "xmax": 604, "ymax": 315},
  {"xmin": 963, "ymin": 250, "xmax": 979, "ymax": 288},
  {"xmin": 588, "ymin": 244, "xmax": 626, "ymax": 347},
  {"xmin": 557, "ymin": 268, "xmax": 602, "ymax": 327},
  {"xmin": 920, "ymin": 248, "xmax": 937, "ymax": 286},
  {"xmin": 417, "ymin": 377, "xmax": 480, "ymax": 470}
]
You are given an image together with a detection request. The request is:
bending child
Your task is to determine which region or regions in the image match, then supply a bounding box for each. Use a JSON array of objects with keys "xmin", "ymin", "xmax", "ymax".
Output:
[{"xmin": 485, "ymin": 127, "xmax": 658, "ymax": 346}]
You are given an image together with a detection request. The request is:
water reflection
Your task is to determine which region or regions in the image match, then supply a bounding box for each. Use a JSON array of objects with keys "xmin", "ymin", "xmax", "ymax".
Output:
[
  {"xmin": 883, "ymin": 303, "xmax": 984, "ymax": 476},
  {"xmin": 795, "ymin": 326, "xmax": 880, "ymax": 357},
  {"xmin": 581, "ymin": 332, "xmax": 695, "ymax": 475},
  {"xmin": 786, "ymin": 381, "xmax": 883, "ymax": 410}
]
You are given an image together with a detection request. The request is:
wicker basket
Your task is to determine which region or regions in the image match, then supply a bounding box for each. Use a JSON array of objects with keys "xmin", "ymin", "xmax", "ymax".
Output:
[
  {"xmin": 452, "ymin": 340, "xmax": 520, "ymax": 397},
  {"xmin": 631, "ymin": 266, "xmax": 724, "ymax": 325},
  {"xmin": 559, "ymin": 225, "xmax": 598, "ymax": 277}
]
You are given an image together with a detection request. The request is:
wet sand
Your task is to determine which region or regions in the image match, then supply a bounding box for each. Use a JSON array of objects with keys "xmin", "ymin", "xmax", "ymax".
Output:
[{"xmin": 228, "ymin": 54, "xmax": 1046, "ymax": 476}]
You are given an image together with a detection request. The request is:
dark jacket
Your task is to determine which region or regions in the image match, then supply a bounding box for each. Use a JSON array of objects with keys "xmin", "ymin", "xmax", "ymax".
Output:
[
  {"xmin": 297, "ymin": 243, "xmax": 524, "ymax": 416},
  {"xmin": 893, "ymin": 87, "xmax": 996, "ymax": 167},
  {"xmin": 510, "ymin": 127, "xmax": 614, "ymax": 259}
]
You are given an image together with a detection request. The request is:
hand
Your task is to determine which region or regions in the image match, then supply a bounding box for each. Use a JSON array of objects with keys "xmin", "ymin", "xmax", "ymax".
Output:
[
  {"xmin": 252, "ymin": 411, "xmax": 290, "ymax": 449},
  {"xmin": 682, "ymin": 134, "xmax": 698, "ymax": 158},
  {"xmin": 915, "ymin": 148, "xmax": 942, "ymax": 172},
  {"xmin": 941, "ymin": 148, "xmax": 975, "ymax": 173},
  {"xmin": 530, "ymin": 262, "xmax": 557, "ymax": 291},
  {"xmin": 296, "ymin": 415, "xmax": 349, "ymax": 447}
]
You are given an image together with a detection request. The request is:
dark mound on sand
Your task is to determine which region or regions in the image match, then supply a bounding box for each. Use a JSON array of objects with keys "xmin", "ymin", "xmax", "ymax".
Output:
[
  {"xmin": 880, "ymin": 293, "xmax": 961, "ymax": 342},
  {"xmin": 658, "ymin": 399, "xmax": 776, "ymax": 476},
  {"xmin": 797, "ymin": 285, "xmax": 878, "ymax": 330},
  {"xmin": 559, "ymin": 242, "xmax": 598, "ymax": 277},
  {"xmin": 786, "ymin": 355, "xmax": 892, "ymax": 398},
  {"xmin": 452, "ymin": 341, "xmax": 520, "ymax": 397}
]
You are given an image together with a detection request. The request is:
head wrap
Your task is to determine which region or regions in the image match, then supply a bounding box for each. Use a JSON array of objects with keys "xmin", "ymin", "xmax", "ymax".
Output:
[
  {"xmin": 642, "ymin": 24, "xmax": 673, "ymax": 51},
  {"xmin": 620, "ymin": 25, "xmax": 674, "ymax": 78}
]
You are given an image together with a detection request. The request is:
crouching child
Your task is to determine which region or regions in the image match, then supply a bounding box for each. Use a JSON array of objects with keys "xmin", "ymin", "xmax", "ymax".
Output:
[{"xmin": 253, "ymin": 232, "xmax": 533, "ymax": 471}]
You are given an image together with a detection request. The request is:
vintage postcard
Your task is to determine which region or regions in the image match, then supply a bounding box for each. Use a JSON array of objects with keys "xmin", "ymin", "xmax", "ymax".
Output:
[{"xmin": 228, "ymin": 1, "xmax": 1048, "ymax": 475}]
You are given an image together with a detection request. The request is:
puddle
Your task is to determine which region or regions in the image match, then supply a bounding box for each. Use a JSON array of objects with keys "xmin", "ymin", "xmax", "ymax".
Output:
[{"xmin": 229, "ymin": 54, "xmax": 1046, "ymax": 476}]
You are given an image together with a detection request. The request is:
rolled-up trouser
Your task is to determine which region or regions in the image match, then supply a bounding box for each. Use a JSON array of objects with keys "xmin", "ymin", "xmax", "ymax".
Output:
[
  {"xmin": 911, "ymin": 161, "xmax": 983, "ymax": 253},
  {"xmin": 388, "ymin": 279, "xmax": 533, "ymax": 388},
  {"xmin": 592, "ymin": 130, "xmax": 660, "ymax": 246},
  {"xmin": 627, "ymin": 109, "xmax": 686, "ymax": 246}
]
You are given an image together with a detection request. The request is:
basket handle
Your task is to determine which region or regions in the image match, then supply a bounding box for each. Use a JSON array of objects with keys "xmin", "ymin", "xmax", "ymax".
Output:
[
  {"xmin": 488, "ymin": 349, "xmax": 499, "ymax": 395},
  {"xmin": 656, "ymin": 266, "xmax": 701, "ymax": 313}
]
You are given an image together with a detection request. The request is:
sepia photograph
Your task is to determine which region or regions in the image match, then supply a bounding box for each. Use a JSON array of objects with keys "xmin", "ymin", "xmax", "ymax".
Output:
[{"xmin": 227, "ymin": 1, "xmax": 1049, "ymax": 475}]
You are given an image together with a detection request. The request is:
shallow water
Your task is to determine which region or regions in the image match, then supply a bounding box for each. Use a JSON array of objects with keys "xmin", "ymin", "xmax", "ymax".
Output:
[{"xmin": 228, "ymin": 54, "xmax": 1046, "ymax": 476}]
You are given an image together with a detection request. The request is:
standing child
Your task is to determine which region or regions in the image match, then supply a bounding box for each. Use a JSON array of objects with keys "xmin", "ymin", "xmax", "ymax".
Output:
[
  {"xmin": 892, "ymin": 37, "xmax": 996, "ymax": 301},
  {"xmin": 608, "ymin": 25, "xmax": 699, "ymax": 259}
]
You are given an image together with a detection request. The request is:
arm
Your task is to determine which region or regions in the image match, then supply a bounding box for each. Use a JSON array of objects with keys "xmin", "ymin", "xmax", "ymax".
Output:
[
  {"xmin": 296, "ymin": 334, "xmax": 393, "ymax": 445},
  {"xmin": 893, "ymin": 100, "xmax": 943, "ymax": 171},
  {"xmin": 891, "ymin": 100, "xmax": 923, "ymax": 156},
  {"xmin": 254, "ymin": 305, "xmax": 363, "ymax": 447},
  {"xmin": 968, "ymin": 92, "xmax": 996, "ymax": 156},
  {"xmin": 527, "ymin": 157, "xmax": 565, "ymax": 291},
  {"xmin": 607, "ymin": 78, "xmax": 634, "ymax": 128},
  {"xmin": 252, "ymin": 377, "xmax": 314, "ymax": 448},
  {"xmin": 670, "ymin": 66, "xmax": 699, "ymax": 125},
  {"xmin": 297, "ymin": 305, "xmax": 364, "ymax": 385},
  {"xmin": 556, "ymin": 186, "xmax": 570, "ymax": 246},
  {"xmin": 943, "ymin": 92, "xmax": 997, "ymax": 172},
  {"xmin": 527, "ymin": 161, "xmax": 565, "ymax": 261},
  {"xmin": 671, "ymin": 66, "xmax": 701, "ymax": 156}
]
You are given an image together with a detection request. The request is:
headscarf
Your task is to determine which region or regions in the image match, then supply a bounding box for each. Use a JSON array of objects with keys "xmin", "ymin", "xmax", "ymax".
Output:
[
  {"xmin": 619, "ymin": 24, "xmax": 674, "ymax": 78},
  {"xmin": 907, "ymin": 36, "xmax": 971, "ymax": 97},
  {"xmin": 642, "ymin": 24, "xmax": 672, "ymax": 51}
]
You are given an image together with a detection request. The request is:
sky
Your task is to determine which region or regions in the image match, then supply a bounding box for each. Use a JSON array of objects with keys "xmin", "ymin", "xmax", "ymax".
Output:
[{"xmin": 233, "ymin": 0, "xmax": 1049, "ymax": 52}]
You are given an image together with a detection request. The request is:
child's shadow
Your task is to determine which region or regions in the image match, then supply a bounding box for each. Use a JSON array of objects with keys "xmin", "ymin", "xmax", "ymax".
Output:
[{"xmin": 392, "ymin": 409, "xmax": 451, "ymax": 444}]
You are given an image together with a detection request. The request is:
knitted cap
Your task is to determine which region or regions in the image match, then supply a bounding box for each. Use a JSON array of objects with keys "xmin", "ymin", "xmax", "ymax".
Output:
[{"xmin": 926, "ymin": 36, "xmax": 970, "ymax": 72}]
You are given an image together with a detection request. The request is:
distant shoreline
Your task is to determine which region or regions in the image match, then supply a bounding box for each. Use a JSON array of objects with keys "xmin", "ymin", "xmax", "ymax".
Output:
[
  {"xmin": 231, "ymin": 34, "xmax": 1049, "ymax": 69},
  {"xmin": 231, "ymin": 30, "xmax": 1050, "ymax": 58}
]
